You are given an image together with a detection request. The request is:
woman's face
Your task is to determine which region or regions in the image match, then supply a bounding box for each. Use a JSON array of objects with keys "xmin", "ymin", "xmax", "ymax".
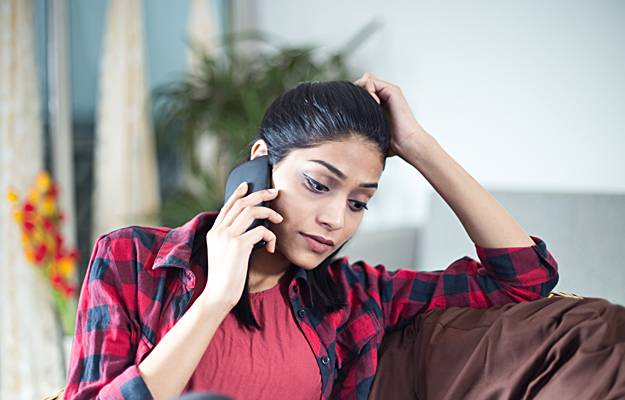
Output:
[{"xmin": 261, "ymin": 137, "xmax": 384, "ymax": 270}]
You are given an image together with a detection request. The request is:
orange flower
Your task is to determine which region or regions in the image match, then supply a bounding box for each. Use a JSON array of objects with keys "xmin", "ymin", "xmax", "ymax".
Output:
[
  {"xmin": 27, "ymin": 191, "xmax": 38, "ymax": 203},
  {"xmin": 9, "ymin": 170, "xmax": 79, "ymax": 333},
  {"xmin": 36, "ymin": 171, "xmax": 52, "ymax": 190},
  {"xmin": 7, "ymin": 190, "xmax": 18, "ymax": 203},
  {"xmin": 57, "ymin": 256, "xmax": 75, "ymax": 276},
  {"xmin": 43, "ymin": 197, "xmax": 55, "ymax": 215}
]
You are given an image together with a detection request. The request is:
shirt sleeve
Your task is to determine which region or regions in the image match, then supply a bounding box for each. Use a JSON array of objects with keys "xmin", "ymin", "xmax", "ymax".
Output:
[
  {"xmin": 341, "ymin": 236, "xmax": 559, "ymax": 334},
  {"xmin": 64, "ymin": 236, "xmax": 154, "ymax": 400}
]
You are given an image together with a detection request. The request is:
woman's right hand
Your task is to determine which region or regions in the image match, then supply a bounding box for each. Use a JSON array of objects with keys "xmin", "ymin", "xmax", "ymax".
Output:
[
  {"xmin": 200, "ymin": 182, "xmax": 283, "ymax": 311},
  {"xmin": 139, "ymin": 182, "xmax": 281, "ymax": 399}
]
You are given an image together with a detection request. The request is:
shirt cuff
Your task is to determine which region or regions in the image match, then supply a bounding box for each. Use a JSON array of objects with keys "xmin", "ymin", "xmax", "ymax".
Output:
[
  {"xmin": 100, "ymin": 365, "xmax": 153, "ymax": 400},
  {"xmin": 475, "ymin": 236, "xmax": 557, "ymax": 284}
]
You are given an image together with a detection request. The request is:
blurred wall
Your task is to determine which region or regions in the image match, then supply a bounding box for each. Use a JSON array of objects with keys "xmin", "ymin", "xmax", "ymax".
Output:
[
  {"xmin": 55, "ymin": 0, "xmax": 625, "ymax": 199},
  {"xmin": 33, "ymin": 1, "xmax": 624, "ymax": 289},
  {"xmin": 252, "ymin": 0, "xmax": 625, "ymax": 232},
  {"xmin": 341, "ymin": 191, "xmax": 625, "ymax": 305},
  {"xmin": 421, "ymin": 191, "xmax": 625, "ymax": 305},
  {"xmin": 255, "ymin": 1, "xmax": 625, "ymax": 303}
]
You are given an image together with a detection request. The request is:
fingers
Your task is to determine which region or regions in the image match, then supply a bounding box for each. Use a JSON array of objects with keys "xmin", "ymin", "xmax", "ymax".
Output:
[
  {"xmin": 354, "ymin": 72, "xmax": 401, "ymax": 105},
  {"xmin": 242, "ymin": 225, "xmax": 278, "ymax": 253},
  {"xmin": 220, "ymin": 188, "xmax": 281, "ymax": 228},
  {"xmin": 355, "ymin": 73, "xmax": 381, "ymax": 104},
  {"xmin": 215, "ymin": 181, "xmax": 249, "ymax": 226},
  {"xmin": 228, "ymin": 204, "xmax": 283, "ymax": 236},
  {"xmin": 216, "ymin": 183, "xmax": 278, "ymax": 225}
]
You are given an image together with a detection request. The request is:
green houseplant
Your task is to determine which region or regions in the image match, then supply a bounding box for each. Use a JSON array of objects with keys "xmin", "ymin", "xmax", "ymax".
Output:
[{"xmin": 153, "ymin": 25, "xmax": 379, "ymax": 227}]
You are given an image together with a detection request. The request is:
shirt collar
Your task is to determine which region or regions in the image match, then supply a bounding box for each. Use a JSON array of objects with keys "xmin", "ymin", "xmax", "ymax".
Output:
[
  {"xmin": 292, "ymin": 265, "xmax": 309, "ymax": 281},
  {"xmin": 292, "ymin": 264, "xmax": 311, "ymax": 289},
  {"xmin": 153, "ymin": 212, "xmax": 217, "ymax": 270},
  {"xmin": 150, "ymin": 211, "xmax": 317, "ymax": 294}
]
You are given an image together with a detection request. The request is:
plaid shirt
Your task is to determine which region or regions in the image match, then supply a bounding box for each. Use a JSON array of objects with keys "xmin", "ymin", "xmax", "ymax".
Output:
[{"xmin": 66, "ymin": 212, "xmax": 558, "ymax": 400}]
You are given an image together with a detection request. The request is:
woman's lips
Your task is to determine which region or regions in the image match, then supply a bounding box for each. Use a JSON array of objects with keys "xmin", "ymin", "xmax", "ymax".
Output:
[{"xmin": 301, "ymin": 233, "xmax": 334, "ymax": 253}]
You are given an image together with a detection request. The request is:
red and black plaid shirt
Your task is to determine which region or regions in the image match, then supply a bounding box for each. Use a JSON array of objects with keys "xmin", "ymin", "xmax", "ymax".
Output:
[{"xmin": 66, "ymin": 212, "xmax": 558, "ymax": 400}]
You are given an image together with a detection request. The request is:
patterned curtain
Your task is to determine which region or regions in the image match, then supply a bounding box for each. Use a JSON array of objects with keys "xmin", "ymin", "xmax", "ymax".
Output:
[
  {"xmin": 92, "ymin": 0, "xmax": 160, "ymax": 241},
  {"xmin": 0, "ymin": 0, "xmax": 66, "ymax": 398}
]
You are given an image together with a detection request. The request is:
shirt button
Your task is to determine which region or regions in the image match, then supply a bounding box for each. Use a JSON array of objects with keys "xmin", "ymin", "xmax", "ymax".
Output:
[
  {"xmin": 298, "ymin": 310, "xmax": 306, "ymax": 318},
  {"xmin": 321, "ymin": 356, "xmax": 330, "ymax": 365}
]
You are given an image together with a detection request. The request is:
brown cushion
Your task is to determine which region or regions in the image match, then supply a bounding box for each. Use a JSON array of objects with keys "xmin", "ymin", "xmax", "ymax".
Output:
[{"xmin": 369, "ymin": 297, "xmax": 625, "ymax": 400}]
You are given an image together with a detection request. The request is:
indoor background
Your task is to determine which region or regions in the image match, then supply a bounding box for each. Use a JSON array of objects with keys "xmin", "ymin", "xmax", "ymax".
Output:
[{"xmin": 1, "ymin": 1, "xmax": 624, "ymax": 398}]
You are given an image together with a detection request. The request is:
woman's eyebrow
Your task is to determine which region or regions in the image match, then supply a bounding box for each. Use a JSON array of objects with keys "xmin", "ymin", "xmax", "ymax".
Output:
[
  {"xmin": 310, "ymin": 159, "xmax": 346, "ymax": 179},
  {"xmin": 309, "ymin": 159, "xmax": 378, "ymax": 189}
]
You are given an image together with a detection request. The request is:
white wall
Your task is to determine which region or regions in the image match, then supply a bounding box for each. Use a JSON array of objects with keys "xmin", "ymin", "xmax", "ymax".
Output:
[
  {"xmin": 56, "ymin": 0, "xmax": 624, "ymax": 297},
  {"xmin": 419, "ymin": 192, "xmax": 625, "ymax": 305},
  {"xmin": 252, "ymin": 0, "xmax": 625, "ymax": 231}
]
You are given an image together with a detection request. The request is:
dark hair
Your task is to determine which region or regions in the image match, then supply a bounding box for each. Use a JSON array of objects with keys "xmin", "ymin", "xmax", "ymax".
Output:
[
  {"xmin": 194, "ymin": 81, "xmax": 391, "ymax": 330},
  {"xmin": 259, "ymin": 81, "xmax": 390, "ymax": 166}
]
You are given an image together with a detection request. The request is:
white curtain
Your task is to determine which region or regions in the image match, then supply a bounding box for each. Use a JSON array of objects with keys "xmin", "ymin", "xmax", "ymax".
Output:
[
  {"xmin": 92, "ymin": 0, "xmax": 160, "ymax": 241},
  {"xmin": 187, "ymin": 0, "xmax": 220, "ymax": 75},
  {"xmin": 0, "ymin": 0, "xmax": 66, "ymax": 399},
  {"xmin": 49, "ymin": 0, "xmax": 77, "ymax": 249},
  {"xmin": 185, "ymin": 0, "xmax": 223, "ymax": 187}
]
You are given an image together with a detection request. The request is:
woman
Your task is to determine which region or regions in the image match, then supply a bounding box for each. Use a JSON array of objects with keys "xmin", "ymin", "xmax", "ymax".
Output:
[{"xmin": 65, "ymin": 74, "xmax": 558, "ymax": 400}]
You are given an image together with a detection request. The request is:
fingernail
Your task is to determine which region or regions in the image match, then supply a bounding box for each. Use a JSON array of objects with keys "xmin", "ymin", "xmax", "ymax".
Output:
[
  {"xmin": 238, "ymin": 181, "xmax": 247, "ymax": 188},
  {"xmin": 268, "ymin": 188, "xmax": 278, "ymax": 193},
  {"xmin": 276, "ymin": 212, "xmax": 283, "ymax": 220}
]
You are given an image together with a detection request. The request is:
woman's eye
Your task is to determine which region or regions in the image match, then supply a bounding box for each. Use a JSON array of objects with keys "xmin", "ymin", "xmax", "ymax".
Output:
[
  {"xmin": 350, "ymin": 201, "xmax": 369, "ymax": 212},
  {"xmin": 303, "ymin": 174, "xmax": 329, "ymax": 193}
]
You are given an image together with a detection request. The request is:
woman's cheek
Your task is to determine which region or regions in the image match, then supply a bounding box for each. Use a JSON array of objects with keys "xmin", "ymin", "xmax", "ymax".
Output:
[{"xmin": 272, "ymin": 186, "xmax": 309, "ymax": 222}]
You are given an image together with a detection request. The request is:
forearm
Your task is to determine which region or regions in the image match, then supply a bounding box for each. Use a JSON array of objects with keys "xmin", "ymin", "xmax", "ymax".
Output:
[
  {"xmin": 401, "ymin": 128, "xmax": 534, "ymax": 249},
  {"xmin": 137, "ymin": 182, "xmax": 281, "ymax": 399},
  {"xmin": 353, "ymin": 73, "xmax": 535, "ymax": 249},
  {"xmin": 138, "ymin": 299, "xmax": 231, "ymax": 400}
]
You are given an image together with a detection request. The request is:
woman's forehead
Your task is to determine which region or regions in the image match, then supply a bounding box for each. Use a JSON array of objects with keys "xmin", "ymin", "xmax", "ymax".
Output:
[{"xmin": 278, "ymin": 139, "xmax": 384, "ymax": 180}]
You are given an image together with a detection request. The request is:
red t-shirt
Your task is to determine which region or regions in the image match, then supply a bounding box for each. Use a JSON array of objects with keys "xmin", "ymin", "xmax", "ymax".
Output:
[{"xmin": 185, "ymin": 264, "xmax": 322, "ymax": 400}]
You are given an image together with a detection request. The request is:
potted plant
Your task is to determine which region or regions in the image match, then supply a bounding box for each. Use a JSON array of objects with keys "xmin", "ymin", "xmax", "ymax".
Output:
[{"xmin": 153, "ymin": 24, "xmax": 379, "ymax": 227}]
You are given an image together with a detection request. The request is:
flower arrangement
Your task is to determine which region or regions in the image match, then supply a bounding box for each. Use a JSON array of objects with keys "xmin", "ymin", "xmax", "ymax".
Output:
[{"xmin": 7, "ymin": 171, "xmax": 78, "ymax": 335}]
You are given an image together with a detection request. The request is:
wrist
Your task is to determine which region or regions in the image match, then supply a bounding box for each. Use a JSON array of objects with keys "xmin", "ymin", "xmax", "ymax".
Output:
[
  {"xmin": 396, "ymin": 129, "xmax": 439, "ymax": 169},
  {"xmin": 196, "ymin": 294, "xmax": 234, "ymax": 321}
]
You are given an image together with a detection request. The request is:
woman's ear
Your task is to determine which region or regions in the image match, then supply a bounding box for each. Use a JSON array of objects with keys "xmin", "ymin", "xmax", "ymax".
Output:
[{"xmin": 251, "ymin": 139, "xmax": 268, "ymax": 160}]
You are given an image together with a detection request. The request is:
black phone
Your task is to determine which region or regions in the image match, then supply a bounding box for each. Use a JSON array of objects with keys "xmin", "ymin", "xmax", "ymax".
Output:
[{"xmin": 224, "ymin": 155, "xmax": 272, "ymax": 252}]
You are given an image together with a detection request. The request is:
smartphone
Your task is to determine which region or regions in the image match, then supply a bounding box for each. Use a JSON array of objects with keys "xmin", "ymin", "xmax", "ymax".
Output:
[{"xmin": 224, "ymin": 155, "xmax": 272, "ymax": 252}]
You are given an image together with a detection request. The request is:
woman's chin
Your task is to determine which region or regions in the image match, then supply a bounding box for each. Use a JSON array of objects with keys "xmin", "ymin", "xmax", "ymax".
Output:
[{"xmin": 285, "ymin": 248, "xmax": 336, "ymax": 270}]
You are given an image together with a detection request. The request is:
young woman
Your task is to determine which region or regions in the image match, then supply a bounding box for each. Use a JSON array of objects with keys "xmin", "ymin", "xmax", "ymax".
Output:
[{"xmin": 65, "ymin": 74, "xmax": 558, "ymax": 400}]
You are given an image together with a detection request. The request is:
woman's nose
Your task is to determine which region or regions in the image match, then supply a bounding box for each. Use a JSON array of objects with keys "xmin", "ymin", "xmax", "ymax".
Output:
[{"xmin": 317, "ymin": 201, "xmax": 345, "ymax": 231}]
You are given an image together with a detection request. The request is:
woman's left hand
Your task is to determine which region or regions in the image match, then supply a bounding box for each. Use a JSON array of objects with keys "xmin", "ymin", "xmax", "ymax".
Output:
[
  {"xmin": 356, "ymin": 73, "xmax": 536, "ymax": 249},
  {"xmin": 354, "ymin": 73, "xmax": 427, "ymax": 159}
]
